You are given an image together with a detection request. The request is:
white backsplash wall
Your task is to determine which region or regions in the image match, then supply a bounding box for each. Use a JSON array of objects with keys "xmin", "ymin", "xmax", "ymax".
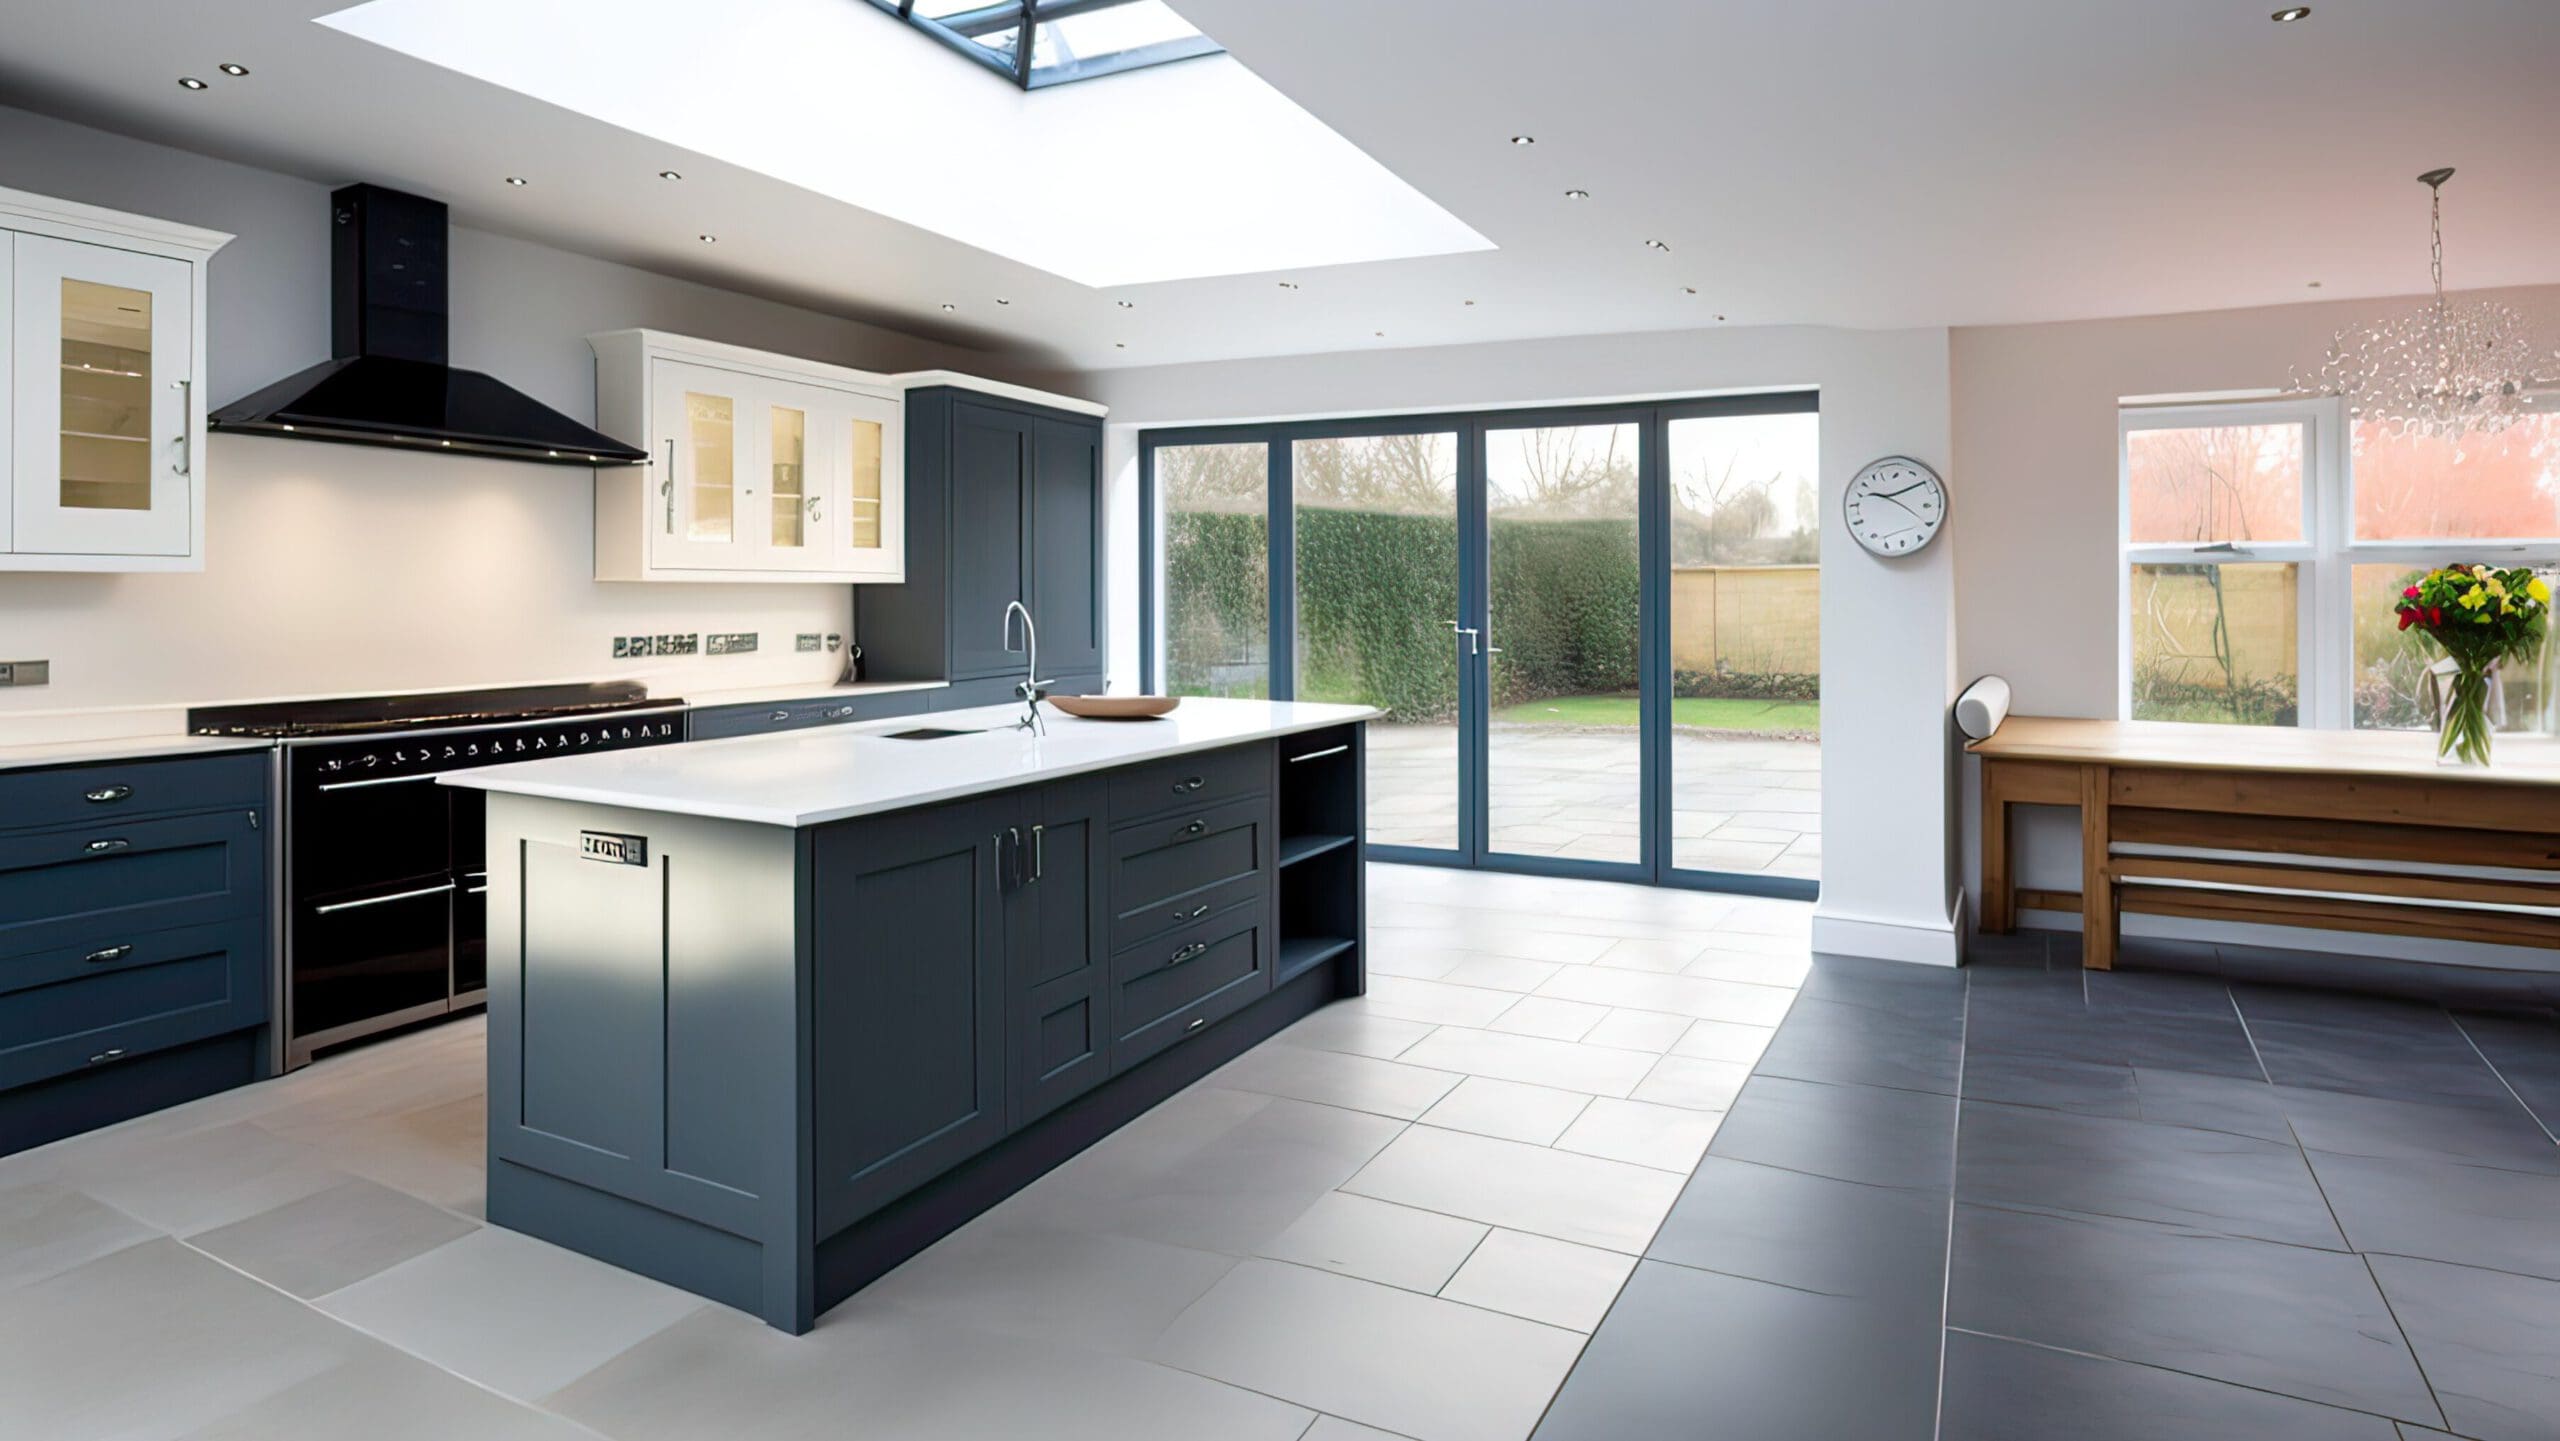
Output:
[{"xmin": 0, "ymin": 104, "xmax": 1039, "ymax": 725}]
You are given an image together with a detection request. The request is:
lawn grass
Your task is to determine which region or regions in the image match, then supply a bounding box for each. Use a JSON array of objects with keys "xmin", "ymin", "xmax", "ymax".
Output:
[{"xmin": 1492, "ymin": 693, "xmax": 1819, "ymax": 736}]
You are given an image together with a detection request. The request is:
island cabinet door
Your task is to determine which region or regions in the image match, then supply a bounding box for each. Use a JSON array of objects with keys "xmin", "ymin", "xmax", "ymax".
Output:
[
  {"xmin": 1006, "ymin": 777, "xmax": 1110, "ymax": 1128},
  {"xmin": 810, "ymin": 794, "xmax": 1014, "ymax": 1236}
]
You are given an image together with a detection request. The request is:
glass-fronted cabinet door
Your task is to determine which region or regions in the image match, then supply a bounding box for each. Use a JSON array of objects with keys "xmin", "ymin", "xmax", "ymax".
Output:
[
  {"xmin": 648, "ymin": 359, "xmax": 756, "ymax": 571},
  {"xmin": 10, "ymin": 235, "xmax": 195, "ymax": 556},
  {"xmin": 838, "ymin": 390, "xmax": 905, "ymax": 581},
  {"xmin": 760, "ymin": 377, "xmax": 838, "ymax": 574}
]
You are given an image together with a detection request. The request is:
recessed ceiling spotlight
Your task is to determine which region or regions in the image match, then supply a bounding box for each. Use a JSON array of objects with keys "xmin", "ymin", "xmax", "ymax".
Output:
[
  {"xmin": 697, "ymin": 233, "xmax": 717, "ymax": 243},
  {"xmin": 1682, "ymin": 286, "xmax": 1698, "ymax": 295},
  {"xmin": 1563, "ymin": 189, "xmax": 1590, "ymax": 200},
  {"xmin": 2271, "ymin": 6, "xmax": 2311, "ymax": 21},
  {"xmin": 1374, "ymin": 330, "xmax": 1387, "ymax": 337},
  {"xmin": 1715, "ymin": 314, "xmax": 1727, "ymax": 322},
  {"xmin": 995, "ymin": 297, "xmax": 1011, "ymax": 306},
  {"xmin": 178, "ymin": 76, "xmax": 209, "ymax": 90},
  {"xmin": 1643, "ymin": 239, "xmax": 1671, "ymax": 252},
  {"xmin": 503, "ymin": 176, "xmax": 529, "ymax": 187},
  {"xmin": 1463, "ymin": 299, "xmax": 1476, "ymax": 307},
  {"xmin": 1114, "ymin": 342, "xmax": 1127, "ymax": 349},
  {"xmin": 218, "ymin": 63, "xmax": 250, "ymax": 77},
  {"xmin": 2307, "ymin": 280, "xmax": 2323, "ymax": 288},
  {"xmin": 1116, "ymin": 300, "xmax": 1135, "ymax": 309},
  {"xmin": 1510, "ymin": 135, "xmax": 1535, "ymax": 146},
  {"xmin": 658, "ymin": 170, "xmax": 683, "ymax": 181},
  {"xmin": 940, "ymin": 302, "xmax": 956, "ymax": 311},
  {"xmin": 1277, "ymin": 281, "xmax": 1300, "ymax": 290}
]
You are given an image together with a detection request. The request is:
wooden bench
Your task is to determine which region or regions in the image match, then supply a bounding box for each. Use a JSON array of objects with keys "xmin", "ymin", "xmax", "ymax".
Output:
[{"xmin": 1970, "ymin": 716, "xmax": 2560, "ymax": 969}]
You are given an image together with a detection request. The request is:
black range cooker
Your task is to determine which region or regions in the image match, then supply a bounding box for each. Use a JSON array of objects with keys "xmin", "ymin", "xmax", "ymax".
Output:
[{"xmin": 191, "ymin": 682, "xmax": 685, "ymax": 1067}]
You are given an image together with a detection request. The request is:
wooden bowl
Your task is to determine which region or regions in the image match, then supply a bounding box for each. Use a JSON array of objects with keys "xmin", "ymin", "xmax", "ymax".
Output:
[{"xmin": 1048, "ymin": 695, "xmax": 1180, "ymax": 720}]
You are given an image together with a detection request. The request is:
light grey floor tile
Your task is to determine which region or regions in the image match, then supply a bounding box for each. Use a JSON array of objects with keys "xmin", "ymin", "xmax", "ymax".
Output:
[
  {"xmin": 1555, "ymin": 1098, "xmax": 1721, "ymax": 1172},
  {"xmin": 186, "ymin": 1341, "xmax": 599, "ymax": 1441},
  {"xmin": 186, "ymin": 1176, "xmax": 477, "ymax": 1299},
  {"xmin": 1438, "ymin": 1228, "xmax": 1635, "ymax": 1332},
  {"xmin": 317, "ymin": 1225, "xmax": 704, "ymax": 1402},
  {"xmin": 1682, "ymin": 948, "xmax": 1813, "ymax": 987},
  {"xmin": 0, "ymin": 1238, "xmax": 367, "ymax": 1439},
  {"xmin": 1630, "ymin": 1053, "xmax": 1752, "ymax": 1111},
  {"xmin": 1485, "ymin": 996, "xmax": 1611, "ymax": 1042},
  {"xmin": 1258, "ymin": 1192, "xmax": 1490, "ymax": 1294},
  {"xmin": 1535, "ymin": 966, "xmax": 1798, "ymax": 1026},
  {"xmin": 851, "ymin": 1221, "xmax": 1239, "ymax": 1355},
  {"xmin": 1420, "ymin": 1076, "xmax": 1594, "ymax": 1146},
  {"xmin": 1590, "ymin": 937, "xmax": 1705, "ymax": 974},
  {"xmin": 1579, "ymin": 1009, "xmax": 1695, "ymax": 1054},
  {"xmin": 1306, "ymin": 1418, "xmax": 1417, "ymax": 1441},
  {"xmin": 57, "ymin": 1121, "xmax": 352, "ymax": 1235},
  {"xmin": 0, "ymin": 1180, "xmax": 159, "ymax": 1291},
  {"xmin": 1668, "ymin": 1017, "xmax": 1780, "ymax": 1064},
  {"xmin": 1210, "ymin": 1043, "xmax": 1466, "ymax": 1120},
  {"xmin": 1344, "ymin": 1125, "xmax": 1684, "ymax": 1254},
  {"xmin": 1280, "ymin": 1007, "xmax": 1440, "ymax": 1061},
  {"xmin": 1440, "ymin": 956, "xmax": 1569, "ymax": 994},
  {"xmin": 1368, "ymin": 946, "xmax": 1469, "ymax": 981},
  {"xmin": 1359, "ymin": 976, "xmax": 1529, "ymax": 1027},
  {"xmin": 1399, "ymin": 1028, "xmax": 1657, "ymax": 1097},
  {"xmin": 1152, "ymin": 1258, "xmax": 1584, "ymax": 1441}
]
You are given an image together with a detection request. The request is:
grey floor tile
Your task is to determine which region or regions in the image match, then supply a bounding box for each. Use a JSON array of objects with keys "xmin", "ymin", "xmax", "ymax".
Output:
[
  {"xmin": 1306, "ymin": 1418, "xmax": 1416, "ymax": 1441},
  {"xmin": 1207, "ymin": 1041, "xmax": 1467, "ymax": 1120},
  {"xmin": 2276, "ymin": 1085, "xmax": 2560, "ymax": 1175},
  {"xmin": 1257, "ymin": 1192, "xmax": 1488, "ymax": 1295},
  {"xmin": 0, "ymin": 1238, "xmax": 371, "ymax": 1439},
  {"xmin": 1533, "ymin": 1259, "xmax": 1939, "ymax": 1441},
  {"xmin": 1627, "ymin": 1052, "xmax": 1752, "ymax": 1111},
  {"xmin": 1277, "ymin": 1007, "xmax": 1439, "ymax": 1061},
  {"xmin": 1553, "ymin": 1097, "xmax": 1719, "ymax": 1172},
  {"xmin": 1647, "ymin": 1156, "xmax": 1946, "ymax": 1304},
  {"xmin": 2370, "ymin": 1255, "xmax": 2560, "ymax": 1441},
  {"xmin": 1438, "ymin": 1228, "xmax": 1635, "ymax": 1332},
  {"xmin": 1956, "ymin": 1100, "xmax": 2344, "ymax": 1249},
  {"xmin": 54, "ymin": 1121, "xmax": 353, "ymax": 1235},
  {"xmin": 185, "ymin": 1176, "xmax": 477, "ymax": 1299},
  {"xmin": 185, "ymin": 1341, "xmax": 598, "ymax": 1440},
  {"xmin": 2237, "ymin": 989, "xmax": 2514, "ymax": 1109},
  {"xmin": 1939, "ymin": 1329, "xmax": 2400, "ymax": 1440},
  {"xmin": 1960, "ymin": 1050, "xmax": 2142, "ymax": 1120},
  {"xmin": 850, "ymin": 1221, "xmax": 1241, "ymax": 1353},
  {"xmin": 1947, "ymin": 1204, "xmax": 2440, "ymax": 1425},
  {"xmin": 0, "ymin": 1180, "xmax": 158, "ymax": 1291},
  {"xmin": 1152, "ymin": 1258, "xmax": 1584, "ymax": 1441},
  {"xmin": 1751, "ymin": 994, "xmax": 1963, "ymax": 1094},
  {"xmin": 1705, "ymin": 1075, "xmax": 1956, "ymax": 1190},
  {"xmin": 316, "ymin": 1225, "xmax": 704, "ymax": 1401},
  {"xmin": 1343, "ymin": 1124, "xmax": 1684, "ymax": 1254},
  {"xmin": 2452, "ymin": 1009, "xmax": 2560, "ymax": 1133},
  {"xmin": 1419, "ymin": 1076, "xmax": 1593, "ymax": 1146},
  {"xmin": 2307, "ymin": 1150, "xmax": 2560, "ymax": 1281},
  {"xmin": 2131, "ymin": 1067, "xmax": 2296, "ymax": 1142},
  {"xmin": 1966, "ymin": 1000, "xmax": 2264, "ymax": 1079},
  {"xmin": 1397, "ymin": 1027, "xmax": 1658, "ymax": 1097}
]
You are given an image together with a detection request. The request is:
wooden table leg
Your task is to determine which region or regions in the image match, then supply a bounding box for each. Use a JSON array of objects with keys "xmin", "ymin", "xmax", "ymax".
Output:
[
  {"xmin": 1980, "ymin": 761, "xmax": 2013, "ymax": 934},
  {"xmin": 2080, "ymin": 763, "xmax": 2115, "ymax": 971}
]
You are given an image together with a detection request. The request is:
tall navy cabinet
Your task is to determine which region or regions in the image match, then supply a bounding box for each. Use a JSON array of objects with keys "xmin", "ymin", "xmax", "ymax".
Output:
[{"xmin": 856, "ymin": 387, "xmax": 1106, "ymax": 707}]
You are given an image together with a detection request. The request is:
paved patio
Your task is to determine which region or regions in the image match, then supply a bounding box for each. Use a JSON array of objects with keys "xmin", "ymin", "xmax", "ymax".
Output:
[{"xmin": 1366, "ymin": 723, "xmax": 1820, "ymax": 879}]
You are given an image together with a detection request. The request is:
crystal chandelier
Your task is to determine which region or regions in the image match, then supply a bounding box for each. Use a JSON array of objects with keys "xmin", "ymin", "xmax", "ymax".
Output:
[{"xmin": 2296, "ymin": 168, "xmax": 2556, "ymax": 440}]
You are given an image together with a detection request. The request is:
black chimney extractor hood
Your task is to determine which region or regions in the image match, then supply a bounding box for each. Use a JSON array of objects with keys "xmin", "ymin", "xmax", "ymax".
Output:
[{"xmin": 210, "ymin": 184, "xmax": 648, "ymax": 467}]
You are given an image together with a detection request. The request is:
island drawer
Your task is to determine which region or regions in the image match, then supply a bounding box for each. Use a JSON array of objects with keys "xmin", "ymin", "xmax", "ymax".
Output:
[
  {"xmin": 0, "ymin": 753, "xmax": 268, "ymax": 835},
  {"xmin": 1104, "ymin": 796, "xmax": 1271, "ymax": 918},
  {"xmin": 1107, "ymin": 742, "xmax": 1268, "ymax": 822},
  {"xmin": 0, "ymin": 810, "xmax": 265, "ymax": 962},
  {"xmin": 1110, "ymin": 907, "xmax": 1268, "ymax": 1071},
  {"xmin": 1110, "ymin": 870, "xmax": 1261, "ymax": 953}
]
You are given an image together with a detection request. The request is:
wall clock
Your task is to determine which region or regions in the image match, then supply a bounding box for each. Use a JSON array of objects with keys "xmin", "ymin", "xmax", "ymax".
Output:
[{"xmin": 1842, "ymin": 456, "xmax": 1947, "ymax": 558}]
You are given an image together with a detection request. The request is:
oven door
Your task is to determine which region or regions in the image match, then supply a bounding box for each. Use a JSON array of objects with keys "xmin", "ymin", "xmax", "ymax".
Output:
[
  {"xmin": 291, "ymin": 767, "xmax": 452, "ymax": 900},
  {"xmin": 293, "ymin": 880, "xmax": 454, "ymax": 1047}
]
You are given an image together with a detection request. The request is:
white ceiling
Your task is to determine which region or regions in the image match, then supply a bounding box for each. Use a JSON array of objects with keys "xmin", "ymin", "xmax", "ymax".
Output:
[{"xmin": 0, "ymin": 0, "xmax": 2554, "ymax": 374}]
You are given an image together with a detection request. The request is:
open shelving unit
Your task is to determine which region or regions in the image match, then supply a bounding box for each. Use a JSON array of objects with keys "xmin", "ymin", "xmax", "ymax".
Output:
[{"xmin": 1274, "ymin": 726, "xmax": 1364, "ymax": 989}]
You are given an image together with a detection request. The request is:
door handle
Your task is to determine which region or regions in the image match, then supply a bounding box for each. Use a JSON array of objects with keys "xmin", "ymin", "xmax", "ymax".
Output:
[
  {"xmin": 1031, "ymin": 823, "xmax": 1045, "ymax": 881},
  {"xmin": 83, "ymin": 944, "xmax": 134, "ymax": 965},
  {"xmin": 806, "ymin": 494, "xmax": 823, "ymax": 522},
  {"xmin": 1445, "ymin": 621, "xmax": 1481, "ymax": 656},
  {"xmin": 1172, "ymin": 775, "xmax": 1207, "ymax": 794},
  {"xmin": 769, "ymin": 711, "xmax": 794, "ymax": 723},
  {"xmin": 313, "ymin": 882, "xmax": 455, "ymax": 915},
  {"xmin": 1174, "ymin": 903, "xmax": 1211, "ymax": 922},
  {"xmin": 662, "ymin": 439, "xmax": 677, "ymax": 532},
  {"xmin": 171, "ymin": 379, "xmax": 192, "ymax": 477},
  {"xmin": 1167, "ymin": 941, "xmax": 1209, "ymax": 967},
  {"xmin": 315, "ymin": 773, "xmax": 443, "ymax": 792},
  {"xmin": 89, "ymin": 1048, "xmax": 128, "ymax": 1066},
  {"xmin": 1182, "ymin": 1017, "xmax": 1207, "ymax": 1036},
  {"xmin": 84, "ymin": 784, "xmax": 134, "ymax": 803},
  {"xmin": 1179, "ymin": 819, "xmax": 1208, "ymax": 839},
  {"xmin": 84, "ymin": 838, "xmax": 129, "ymax": 855}
]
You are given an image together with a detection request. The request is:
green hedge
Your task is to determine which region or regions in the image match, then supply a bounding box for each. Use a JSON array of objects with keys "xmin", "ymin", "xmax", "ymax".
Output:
[{"xmin": 1173, "ymin": 509, "xmax": 1649, "ymax": 721}]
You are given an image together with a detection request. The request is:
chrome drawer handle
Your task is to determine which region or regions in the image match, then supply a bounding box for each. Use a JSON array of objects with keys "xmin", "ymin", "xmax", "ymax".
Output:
[
  {"xmin": 769, "ymin": 711, "xmax": 793, "ymax": 723},
  {"xmin": 1288, "ymin": 744, "xmax": 1350, "ymax": 764},
  {"xmin": 85, "ymin": 838, "xmax": 130, "ymax": 855},
  {"xmin": 83, "ymin": 944, "xmax": 135, "ymax": 965},
  {"xmin": 1175, "ymin": 903, "xmax": 1211, "ymax": 922},
  {"xmin": 825, "ymin": 706, "xmax": 856, "ymax": 719},
  {"xmin": 1172, "ymin": 776, "xmax": 1206, "ymax": 793},
  {"xmin": 1183, "ymin": 1017, "xmax": 1206, "ymax": 1035},
  {"xmin": 1167, "ymin": 941, "xmax": 1208, "ymax": 967},
  {"xmin": 1180, "ymin": 819, "xmax": 1207, "ymax": 839},
  {"xmin": 84, "ymin": 784, "xmax": 134, "ymax": 803},
  {"xmin": 313, "ymin": 881, "xmax": 456, "ymax": 915},
  {"xmin": 89, "ymin": 1048, "xmax": 127, "ymax": 1066}
]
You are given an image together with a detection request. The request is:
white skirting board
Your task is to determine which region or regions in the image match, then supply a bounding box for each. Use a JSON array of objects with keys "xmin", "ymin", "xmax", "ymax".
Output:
[{"xmin": 1811, "ymin": 893, "xmax": 1967, "ymax": 967}]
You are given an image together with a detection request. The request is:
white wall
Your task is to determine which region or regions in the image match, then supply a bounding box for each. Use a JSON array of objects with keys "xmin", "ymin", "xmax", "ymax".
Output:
[
  {"xmin": 1950, "ymin": 282, "xmax": 2560, "ymax": 967},
  {"xmin": 0, "ymin": 105, "xmax": 1033, "ymax": 732},
  {"xmin": 1084, "ymin": 324, "xmax": 1964, "ymax": 965}
]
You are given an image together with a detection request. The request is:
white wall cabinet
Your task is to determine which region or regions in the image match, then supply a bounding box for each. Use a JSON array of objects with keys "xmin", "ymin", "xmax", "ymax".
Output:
[
  {"xmin": 0, "ymin": 188, "xmax": 229, "ymax": 572},
  {"xmin": 590, "ymin": 330, "xmax": 906, "ymax": 583}
]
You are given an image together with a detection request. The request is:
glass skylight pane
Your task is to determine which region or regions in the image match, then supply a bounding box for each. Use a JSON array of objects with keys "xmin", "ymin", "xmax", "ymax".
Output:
[{"xmin": 1030, "ymin": 0, "xmax": 1214, "ymax": 84}]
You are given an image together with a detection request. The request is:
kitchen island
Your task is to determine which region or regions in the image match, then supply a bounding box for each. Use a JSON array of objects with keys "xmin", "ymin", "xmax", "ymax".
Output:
[{"xmin": 442, "ymin": 698, "xmax": 1374, "ymax": 1333}]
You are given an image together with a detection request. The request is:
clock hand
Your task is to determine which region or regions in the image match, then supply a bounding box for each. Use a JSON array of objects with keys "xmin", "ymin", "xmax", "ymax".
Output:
[
  {"xmin": 1869, "ymin": 480, "xmax": 1932, "ymax": 501},
  {"xmin": 1873, "ymin": 492, "xmax": 1924, "ymax": 520}
]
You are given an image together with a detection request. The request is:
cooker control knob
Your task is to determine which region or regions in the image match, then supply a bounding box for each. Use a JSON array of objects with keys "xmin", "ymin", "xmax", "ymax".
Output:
[{"xmin": 360, "ymin": 754, "xmax": 380, "ymax": 770}]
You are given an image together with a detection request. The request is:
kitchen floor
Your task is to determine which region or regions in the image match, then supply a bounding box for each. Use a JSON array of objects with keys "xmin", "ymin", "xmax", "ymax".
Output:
[{"xmin": 4, "ymin": 872, "xmax": 2555, "ymax": 1440}]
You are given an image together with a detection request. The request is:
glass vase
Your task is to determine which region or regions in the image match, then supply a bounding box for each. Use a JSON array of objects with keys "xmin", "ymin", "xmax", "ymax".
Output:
[{"xmin": 2435, "ymin": 658, "xmax": 2495, "ymax": 768}]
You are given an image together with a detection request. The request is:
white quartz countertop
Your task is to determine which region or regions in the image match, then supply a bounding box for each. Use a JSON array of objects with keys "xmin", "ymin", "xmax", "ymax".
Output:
[
  {"xmin": 0, "ymin": 732, "xmax": 273, "ymax": 773},
  {"xmin": 678, "ymin": 678, "xmax": 947, "ymax": 709},
  {"xmin": 441, "ymin": 698, "xmax": 1379, "ymax": 827}
]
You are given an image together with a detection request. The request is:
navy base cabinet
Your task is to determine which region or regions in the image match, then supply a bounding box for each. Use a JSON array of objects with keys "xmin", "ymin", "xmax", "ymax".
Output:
[
  {"xmin": 480, "ymin": 727, "xmax": 1365, "ymax": 1331},
  {"xmin": 0, "ymin": 751, "xmax": 273, "ymax": 1157}
]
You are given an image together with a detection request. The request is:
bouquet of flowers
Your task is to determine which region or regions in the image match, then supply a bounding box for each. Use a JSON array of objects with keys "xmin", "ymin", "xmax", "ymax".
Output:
[{"xmin": 2394, "ymin": 564, "xmax": 2552, "ymax": 766}]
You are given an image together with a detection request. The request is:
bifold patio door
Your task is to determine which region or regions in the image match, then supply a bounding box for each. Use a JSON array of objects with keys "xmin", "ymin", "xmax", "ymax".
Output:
[{"xmin": 1144, "ymin": 391, "xmax": 1819, "ymax": 900}]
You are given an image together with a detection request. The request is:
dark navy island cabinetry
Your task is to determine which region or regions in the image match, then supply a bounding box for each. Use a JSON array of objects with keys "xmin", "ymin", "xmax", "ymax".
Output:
[
  {"xmin": 855, "ymin": 387, "xmax": 1107, "ymax": 707},
  {"xmin": 457, "ymin": 703, "xmax": 1369, "ymax": 1332},
  {"xmin": 0, "ymin": 751, "xmax": 272, "ymax": 1156}
]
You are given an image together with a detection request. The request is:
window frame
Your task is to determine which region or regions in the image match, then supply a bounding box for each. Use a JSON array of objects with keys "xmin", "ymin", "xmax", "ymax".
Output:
[{"xmin": 2119, "ymin": 396, "xmax": 2560, "ymax": 732}]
